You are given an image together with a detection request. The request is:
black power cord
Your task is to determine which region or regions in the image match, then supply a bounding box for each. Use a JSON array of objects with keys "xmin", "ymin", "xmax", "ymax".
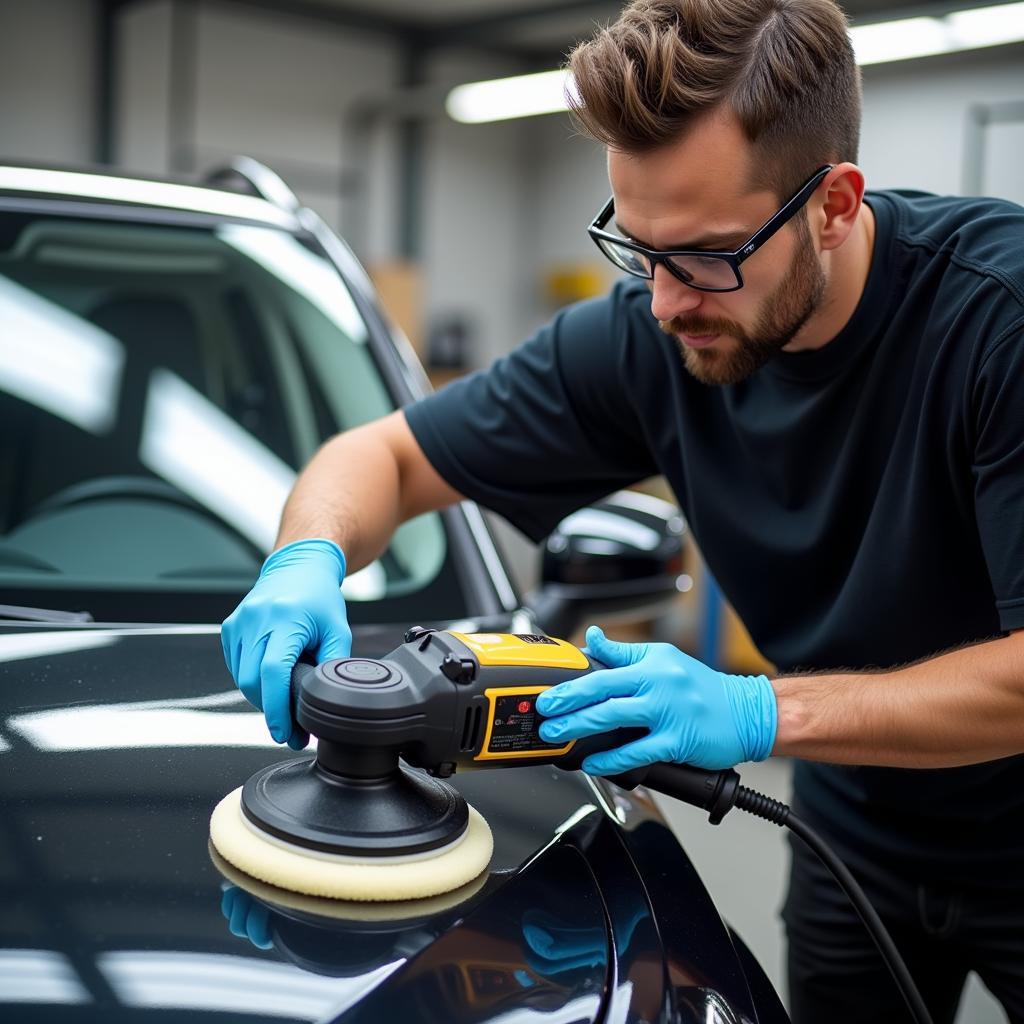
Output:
[{"xmin": 635, "ymin": 763, "xmax": 934, "ymax": 1024}]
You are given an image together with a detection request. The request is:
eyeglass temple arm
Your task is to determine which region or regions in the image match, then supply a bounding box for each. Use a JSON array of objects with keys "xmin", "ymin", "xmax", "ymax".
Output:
[{"xmin": 738, "ymin": 165, "xmax": 834, "ymax": 260}]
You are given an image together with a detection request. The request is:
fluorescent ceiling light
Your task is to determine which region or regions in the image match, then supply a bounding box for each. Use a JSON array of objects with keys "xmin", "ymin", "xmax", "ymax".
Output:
[
  {"xmin": 851, "ymin": 2, "xmax": 1024, "ymax": 64},
  {"xmin": 947, "ymin": 0, "xmax": 1024, "ymax": 46},
  {"xmin": 446, "ymin": 2, "xmax": 1024, "ymax": 122},
  {"xmin": 850, "ymin": 15, "xmax": 952, "ymax": 63},
  {"xmin": 446, "ymin": 69, "xmax": 580, "ymax": 124}
]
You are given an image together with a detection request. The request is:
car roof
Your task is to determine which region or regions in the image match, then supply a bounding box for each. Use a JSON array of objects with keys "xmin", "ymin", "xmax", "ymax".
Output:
[{"xmin": 0, "ymin": 162, "xmax": 300, "ymax": 230}]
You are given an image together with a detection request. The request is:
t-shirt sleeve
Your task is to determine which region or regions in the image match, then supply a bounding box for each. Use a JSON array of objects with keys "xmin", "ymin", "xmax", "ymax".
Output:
[
  {"xmin": 403, "ymin": 283, "xmax": 658, "ymax": 542},
  {"xmin": 972, "ymin": 315, "xmax": 1024, "ymax": 630}
]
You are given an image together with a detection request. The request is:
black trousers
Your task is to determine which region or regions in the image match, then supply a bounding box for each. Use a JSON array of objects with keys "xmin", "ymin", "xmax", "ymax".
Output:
[{"xmin": 782, "ymin": 813, "xmax": 1024, "ymax": 1023}]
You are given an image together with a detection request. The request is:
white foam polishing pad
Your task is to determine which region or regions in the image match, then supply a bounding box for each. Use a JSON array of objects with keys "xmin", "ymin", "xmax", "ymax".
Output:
[
  {"xmin": 209, "ymin": 787, "xmax": 493, "ymax": 901},
  {"xmin": 208, "ymin": 842, "xmax": 491, "ymax": 922}
]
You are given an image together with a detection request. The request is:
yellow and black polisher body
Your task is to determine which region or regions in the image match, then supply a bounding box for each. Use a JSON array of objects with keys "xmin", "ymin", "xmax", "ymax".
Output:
[
  {"xmin": 289, "ymin": 628, "xmax": 640, "ymax": 782},
  {"xmin": 223, "ymin": 630, "xmax": 642, "ymax": 898}
]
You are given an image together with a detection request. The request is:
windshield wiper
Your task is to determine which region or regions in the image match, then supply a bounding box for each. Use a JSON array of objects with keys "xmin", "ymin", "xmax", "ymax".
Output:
[{"xmin": 0, "ymin": 603, "xmax": 94, "ymax": 623}]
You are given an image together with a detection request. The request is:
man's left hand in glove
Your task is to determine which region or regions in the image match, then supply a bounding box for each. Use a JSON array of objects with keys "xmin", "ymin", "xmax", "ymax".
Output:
[{"xmin": 536, "ymin": 625, "xmax": 778, "ymax": 775}]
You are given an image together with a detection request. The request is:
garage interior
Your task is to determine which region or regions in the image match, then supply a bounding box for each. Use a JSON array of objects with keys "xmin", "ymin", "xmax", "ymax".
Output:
[{"xmin": 2, "ymin": 0, "xmax": 1023, "ymax": 1019}]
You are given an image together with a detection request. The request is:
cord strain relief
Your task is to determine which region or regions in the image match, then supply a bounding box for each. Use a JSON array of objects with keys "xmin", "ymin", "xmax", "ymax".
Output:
[{"xmin": 736, "ymin": 786, "xmax": 790, "ymax": 826}]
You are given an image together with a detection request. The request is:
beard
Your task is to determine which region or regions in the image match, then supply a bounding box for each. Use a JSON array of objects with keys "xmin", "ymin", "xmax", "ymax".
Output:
[{"xmin": 659, "ymin": 217, "xmax": 826, "ymax": 386}]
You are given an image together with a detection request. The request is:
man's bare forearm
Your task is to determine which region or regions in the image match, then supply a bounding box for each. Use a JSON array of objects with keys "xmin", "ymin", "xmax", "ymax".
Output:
[
  {"xmin": 771, "ymin": 629, "xmax": 1024, "ymax": 767},
  {"xmin": 275, "ymin": 426, "xmax": 402, "ymax": 573}
]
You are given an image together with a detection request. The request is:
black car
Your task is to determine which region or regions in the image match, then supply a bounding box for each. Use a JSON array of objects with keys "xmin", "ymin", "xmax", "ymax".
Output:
[{"xmin": 0, "ymin": 159, "xmax": 789, "ymax": 1023}]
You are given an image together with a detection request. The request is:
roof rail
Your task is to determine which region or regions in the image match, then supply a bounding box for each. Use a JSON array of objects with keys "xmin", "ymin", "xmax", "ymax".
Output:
[{"xmin": 202, "ymin": 156, "xmax": 301, "ymax": 214}]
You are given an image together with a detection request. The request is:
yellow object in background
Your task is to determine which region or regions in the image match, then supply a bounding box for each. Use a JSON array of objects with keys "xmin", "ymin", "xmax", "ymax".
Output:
[
  {"xmin": 723, "ymin": 605, "xmax": 775, "ymax": 675},
  {"xmin": 368, "ymin": 261, "xmax": 424, "ymax": 356},
  {"xmin": 543, "ymin": 264, "xmax": 610, "ymax": 305}
]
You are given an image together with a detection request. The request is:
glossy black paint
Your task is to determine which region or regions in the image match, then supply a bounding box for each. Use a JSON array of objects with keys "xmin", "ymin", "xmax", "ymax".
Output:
[{"xmin": 0, "ymin": 622, "xmax": 789, "ymax": 1022}]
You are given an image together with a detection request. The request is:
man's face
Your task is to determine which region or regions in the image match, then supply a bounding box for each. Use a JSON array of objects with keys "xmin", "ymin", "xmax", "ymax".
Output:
[{"xmin": 607, "ymin": 108, "xmax": 827, "ymax": 386}]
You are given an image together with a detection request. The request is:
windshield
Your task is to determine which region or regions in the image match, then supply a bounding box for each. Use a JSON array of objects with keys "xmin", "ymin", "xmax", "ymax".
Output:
[{"xmin": 0, "ymin": 209, "xmax": 466, "ymax": 623}]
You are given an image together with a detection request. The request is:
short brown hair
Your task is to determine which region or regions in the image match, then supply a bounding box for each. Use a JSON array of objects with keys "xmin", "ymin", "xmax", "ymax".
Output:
[{"xmin": 567, "ymin": 0, "xmax": 861, "ymax": 198}]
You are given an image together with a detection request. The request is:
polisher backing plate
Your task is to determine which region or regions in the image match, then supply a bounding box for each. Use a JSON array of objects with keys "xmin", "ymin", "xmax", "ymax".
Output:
[{"xmin": 210, "ymin": 787, "xmax": 493, "ymax": 901}]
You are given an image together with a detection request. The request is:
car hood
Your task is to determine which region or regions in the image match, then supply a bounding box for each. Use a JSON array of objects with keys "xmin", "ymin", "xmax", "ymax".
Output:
[{"xmin": 0, "ymin": 622, "xmax": 784, "ymax": 1023}]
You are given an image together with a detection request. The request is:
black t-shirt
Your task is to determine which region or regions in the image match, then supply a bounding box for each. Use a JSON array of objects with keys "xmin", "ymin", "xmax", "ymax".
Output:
[{"xmin": 405, "ymin": 190, "xmax": 1024, "ymax": 883}]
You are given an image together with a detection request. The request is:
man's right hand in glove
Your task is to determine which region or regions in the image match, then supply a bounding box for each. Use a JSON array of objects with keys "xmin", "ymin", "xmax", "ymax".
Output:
[{"xmin": 221, "ymin": 537, "xmax": 351, "ymax": 749}]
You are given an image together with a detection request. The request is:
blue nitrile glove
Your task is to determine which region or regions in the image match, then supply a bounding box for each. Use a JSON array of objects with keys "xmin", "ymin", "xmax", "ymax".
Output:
[
  {"xmin": 536, "ymin": 625, "xmax": 777, "ymax": 774},
  {"xmin": 221, "ymin": 538, "xmax": 351, "ymax": 749},
  {"xmin": 220, "ymin": 884, "xmax": 273, "ymax": 950}
]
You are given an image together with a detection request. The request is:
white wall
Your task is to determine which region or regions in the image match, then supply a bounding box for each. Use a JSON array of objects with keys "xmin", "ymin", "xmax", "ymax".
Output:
[
  {"xmin": 117, "ymin": 0, "xmax": 174, "ymax": 175},
  {"xmin": 421, "ymin": 50, "xmax": 535, "ymax": 368},
  {"xmin": 191, "ymin": 4, "xmax": 400, "ymax": 237},
  {"xmin": 860, "ymin": 46, "xmax": 1024, "ymax": 200},
  {"xmin": 0, "ymin": 0, "xmax": 98, "ymax": 165},
  {"xmin": 115, "ymin": 0, "xmax": 401, "ymax": 245}
]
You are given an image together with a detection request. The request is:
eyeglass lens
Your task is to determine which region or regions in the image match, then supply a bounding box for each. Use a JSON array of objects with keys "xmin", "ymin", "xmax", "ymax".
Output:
[{"xmin": 596, "ymin": 237, "xmax": 739, "ymax": 290}]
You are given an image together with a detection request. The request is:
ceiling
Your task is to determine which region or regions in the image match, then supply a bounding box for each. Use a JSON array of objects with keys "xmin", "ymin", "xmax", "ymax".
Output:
[{"xmin": 222, "ymin": 0, "xmax": 1007, "ymax": 63}]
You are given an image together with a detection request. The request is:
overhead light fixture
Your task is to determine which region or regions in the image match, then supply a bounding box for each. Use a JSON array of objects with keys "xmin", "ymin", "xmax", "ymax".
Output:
[
  {"xmin": 851, "ymin": 1, "xmax": 1024, "ymax": 63},
  {"xmin": 446, "ymin": 69, "xmax": 580, "ymax": 124},
  {"xmin": 446, "ymin": 1, "xmax": 1024, "ymax": 123}
]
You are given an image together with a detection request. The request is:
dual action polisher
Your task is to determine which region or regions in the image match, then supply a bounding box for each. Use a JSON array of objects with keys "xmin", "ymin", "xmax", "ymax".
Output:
[
  {"xmin": 210, "ymin": 628, "xmax": 666, "ymax": 902},
  {"xmin": 209, "ymin": 627, "xmax": 936, "ymax": 1023}
]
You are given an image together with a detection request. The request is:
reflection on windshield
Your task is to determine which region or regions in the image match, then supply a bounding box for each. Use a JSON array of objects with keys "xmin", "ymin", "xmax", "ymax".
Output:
[
  {"xmin": 137, "ymin": 370, "xmax": 395, "ymax": 598},
  {"xmin": 140, "ymin": 368, "xmax": 294, "ymax": 553},
  {"xmin": 218, "ymin": 225, "xmax": 367, "ymax": 343},
  {"xmin": 0, "ymin": 276, "xmax": 124, "ymax": 434}
]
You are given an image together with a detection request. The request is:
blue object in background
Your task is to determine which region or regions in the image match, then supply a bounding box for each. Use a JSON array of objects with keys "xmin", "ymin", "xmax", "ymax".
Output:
[{"xmin": 700, "ymin": 568, "xmax": 724, "ymax": 669}]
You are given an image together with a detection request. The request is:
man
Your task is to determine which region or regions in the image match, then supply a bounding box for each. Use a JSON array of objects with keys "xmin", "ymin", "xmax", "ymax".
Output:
[{"xmin": 221, "ymin": 0, "xmax": 1024, "ymax": 1019}]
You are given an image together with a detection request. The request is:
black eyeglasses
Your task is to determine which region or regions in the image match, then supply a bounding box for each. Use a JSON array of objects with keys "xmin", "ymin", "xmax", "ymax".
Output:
[{"xmin": 587, "ymin": 164, "xmax": 833, "ymax": 292}]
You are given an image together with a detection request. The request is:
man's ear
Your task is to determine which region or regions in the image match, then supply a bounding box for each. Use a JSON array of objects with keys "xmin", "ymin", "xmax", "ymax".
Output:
[{"xmin": 816, "ymin": 163, "xmax": 866, "ymax": 252}]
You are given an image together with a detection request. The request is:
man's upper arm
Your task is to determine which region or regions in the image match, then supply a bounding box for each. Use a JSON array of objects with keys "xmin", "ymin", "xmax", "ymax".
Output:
[
  {"xmin": 375, "ymin": 409, "xmax": 466, "ymax": 521},
  {"xmin": 972, "ymin": 316, "xmax": 1024, "ymax": 631}
]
